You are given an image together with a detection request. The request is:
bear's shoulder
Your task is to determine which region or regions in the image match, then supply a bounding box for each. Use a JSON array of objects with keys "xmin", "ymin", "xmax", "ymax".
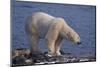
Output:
[{"xmin": 53, "ymin": 17, "xmax": 66, "ymax": 24}]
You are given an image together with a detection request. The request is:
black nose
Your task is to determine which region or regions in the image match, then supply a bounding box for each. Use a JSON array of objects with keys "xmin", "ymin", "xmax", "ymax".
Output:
[{"xmin": 77, "ymin": 42, "xmax": 81, "ymax": 44}]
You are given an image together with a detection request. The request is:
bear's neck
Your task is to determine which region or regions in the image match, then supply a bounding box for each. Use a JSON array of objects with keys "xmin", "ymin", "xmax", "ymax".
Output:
[{"xmin": 61, "ymin": 23, "xmax": 74, "ymax": 39}]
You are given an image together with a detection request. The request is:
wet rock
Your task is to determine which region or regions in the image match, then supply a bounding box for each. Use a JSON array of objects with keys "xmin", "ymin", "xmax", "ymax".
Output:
[
  {"xmin": 79, "ymin": 56, "xmax": 96, "ymax": 62},
  {"xmin": 12, "ymin": 48, "xmax": 31, "ymax": 58},
  {"xmin": 12, "ymin": 55, "xmax": 26, "ymax": 65},
  {"xmin": 60, "ymin": 50, "xmax": 66, "ymax": 55},
  {"xmin": 79, "ymin": 58, "xmax": 89, "ymax": 62},
  {"xmin": 25, "ymin": 59, "xmax": 33, "ymax": 65},
  {"xmin": 12, "ymin": 48, "xmax": 32, "ymax": 66},
  {"xmin": 31, "ymin": 51, "xmax": 46, "ymax": 63},
  {"xmin": 12, "ymin": 48, "xmax": 96, "ymax": 66}
]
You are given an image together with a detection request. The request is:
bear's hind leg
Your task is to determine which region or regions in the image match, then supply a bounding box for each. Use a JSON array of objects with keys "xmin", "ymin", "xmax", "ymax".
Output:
[{"xmin": 28, "ymin": 34, "xmax": 40, "ymax": 53}]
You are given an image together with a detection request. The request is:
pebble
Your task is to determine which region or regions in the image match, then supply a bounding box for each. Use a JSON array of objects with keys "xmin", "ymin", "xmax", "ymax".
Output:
[{"xmin": 79, "ymin": 58, "xmax": 89, "ymax": 62}]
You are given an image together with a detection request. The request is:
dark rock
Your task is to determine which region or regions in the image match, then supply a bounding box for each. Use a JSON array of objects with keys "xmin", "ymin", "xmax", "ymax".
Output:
[
  {"xmin": 12, "ymin": 48, "xmax": 96, "ymax": 66},
  {"xmin": 60, "ymin": 50, "xmax": 65, "ymax": 55},
  {"xmin": 12, "ymin": 56, "xmax": 26, "ymax": 65},
  {"xmin": 31, "ymin": 52, "xmax": 46, "ymax": 63}
]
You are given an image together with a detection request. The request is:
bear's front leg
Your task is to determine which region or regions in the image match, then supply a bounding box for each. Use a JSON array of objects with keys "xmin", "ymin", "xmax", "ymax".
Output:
[
  {"xmin": 46, "ymin": 40, "xmax": 56, "ymax": 56},
  {"xmin": 55, "ymin": 36, "xmax": 63, "ymax": 56},
  {"xmin": 45, "ymin": 22, "xmax": 62, "ymax": 57}
]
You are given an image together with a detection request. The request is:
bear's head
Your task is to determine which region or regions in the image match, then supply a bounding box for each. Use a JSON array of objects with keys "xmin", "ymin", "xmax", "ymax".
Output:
[
  {"xmin": 61, "ymin": 22, "xmax": 81, "ymax": 45},
  {"xmin": 67, "ymin": 29, "xmax": 81, "ymax": 45},
  {"xmin": 58, "ymin": 18, "xmax": 81, "ymax": 45}
]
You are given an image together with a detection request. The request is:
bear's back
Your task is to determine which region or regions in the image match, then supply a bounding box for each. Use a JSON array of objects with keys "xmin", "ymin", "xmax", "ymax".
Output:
[{"xmin": 31, "ymin": 12, "xmax": 56, "ymax": 38}]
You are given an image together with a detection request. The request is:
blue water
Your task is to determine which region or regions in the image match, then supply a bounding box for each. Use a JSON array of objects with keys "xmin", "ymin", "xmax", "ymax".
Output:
[{"xmin": 12, "ymin": 1, "xmax": 96, "ymax": 58}]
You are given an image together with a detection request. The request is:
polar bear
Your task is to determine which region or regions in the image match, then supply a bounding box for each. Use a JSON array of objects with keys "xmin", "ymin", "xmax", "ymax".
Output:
[{"xmin": 25, "ymin": 12, "xmax": 81, "ymax": 56}]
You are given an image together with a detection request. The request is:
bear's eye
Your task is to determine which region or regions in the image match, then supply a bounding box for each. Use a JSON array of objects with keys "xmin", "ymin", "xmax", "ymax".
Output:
[
  {"xmin": 68, "ymin": 35, "xmax": 74, "ymax": 41},
  {"xmin": 70, "ymin": 37, "xmax": 74, "ymax": 41},
  {"xmin": 67, "ymin": 32, "xmax": 74, "ymax": 41}
]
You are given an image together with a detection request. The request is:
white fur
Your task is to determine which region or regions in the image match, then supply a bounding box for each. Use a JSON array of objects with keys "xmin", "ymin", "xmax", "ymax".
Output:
[{"xmin": 25, "ymin": 12, "xmax": 80, "ymax": 56}]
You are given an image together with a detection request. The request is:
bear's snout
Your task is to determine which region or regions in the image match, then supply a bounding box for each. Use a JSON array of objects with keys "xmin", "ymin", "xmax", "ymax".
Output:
[{"xmin": 77, "ymin": 41, "xmax": 81, "ymax": 45}]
